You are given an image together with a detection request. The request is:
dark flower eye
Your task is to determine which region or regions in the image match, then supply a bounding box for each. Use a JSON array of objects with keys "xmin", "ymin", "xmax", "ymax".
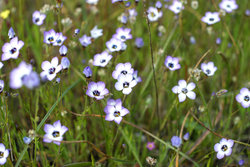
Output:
[
  {"xmin": 10, "ymin": 48, "xmax": 17, "ymax": 54},
  {"xmin": 52, "ymin": 131, "xmax": 60, "ymax": 137},
  {"xmin": 123, "ymin": 82, "xmax": 129, "ymax": 88},
  {"xmin": 113, "ymin": 111, "xmax": 120, "ymax": 117},
  {"xmin": 49, "ymin": 67, "xmax": 56, "ymax": 74},
  {"xmin": 93, "ymin": 90, "xmax": 100, "ymax": 96}
]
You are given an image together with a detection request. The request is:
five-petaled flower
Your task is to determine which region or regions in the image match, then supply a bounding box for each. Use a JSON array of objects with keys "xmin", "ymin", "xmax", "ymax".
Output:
[
  {"xmin": 201, "ymin": 12, "xmax": 220, "ymax": 25},
  {"xmin": 0, "ymin": 143, "xmax": 9, "ymax": 165},
  {"xmin": 164, "ymin": 56, "xmax": 181, "ymax": 71},
  {"xmin": 236, "ymin": 88, "xmax": 250, "ymax": 108},
  {"xmin": 201, "ymin": 62, "xmax": 217, "ymax": 76},
  {"xmin": 43, "ymin": 120, "xmax": 68, "ymax": 145},
  {"xmin": 32, "ymin": 11, "xmax": 46, "ymax": 26},
  {"xmin": 86, "ymin": 81, "xmax": 109, "ymax": 100},
  {"xmin": 40, "ymin": 57, "xmax": 62, "ymax": 81},
  {"xmin": 2, "ymin": 37, "xmax": 24, "ymax": 61},
  {"xmin": 115, "ymin": 74, "xmax": 137, "ymax": 95},
  {"xmin": 93, "ymin": 51, "xmax": 113, "ymax": 67},
  {"xmin": 172, "ymin": 80, "xmax": 196, "ymax": 102},
  {"xmin": 214, "ymin": 138, "xmax": 234, "ymax": 159}
]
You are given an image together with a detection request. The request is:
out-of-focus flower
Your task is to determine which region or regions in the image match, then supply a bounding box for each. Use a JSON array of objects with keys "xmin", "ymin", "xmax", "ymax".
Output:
[
  {"xmin": 0, "ymin": 10, "xmax": 10, "ymax": 19},
  {"xmin": 219, "ymin": 0, "xmax": 238, "ymax": 13},
  {"xmin": 2, "ymin": 37, "xmax": 24, "ymax": 61},
  {"xmin": 236, "ymin": 88, "xmax": 250, "ymax": 108},
  {"xmin": 214, "ymin": 138, "xmax": 234, "ymax": 159},
  {"xmin": 238, "ymin": 159, "xmax": 244, "ymax": 166},
  {"xmin": 112, "ymin": 27, "xmax": 132, "ymax": 42},
  {"xmin": 147, "ymin": 7, "xmax": 162, "ymax": 22},
  {"xmin": 43, "ymin": 120, "xmax": 68, "ymax": 145},
  {"xmin": 164, "ymin": 56, "xmax": 181, "ymax": 71},
  {"xmin": 146, "ymin": 156, "xmax": 157, "ymax": 166},
  {"xmin": 79, "ymin": 35, "xmax": 92, "ymax": 47},
  {"xmin": 8, "ymin": 27, "xmax": 15, "ymax": 39},
  {"xmin": 86, "ymin": 81, "xmax": 109, "ymax": 100},
  {"xmin": 74, "ymin": 29, "xmax": 80, "ymax": 36},
  {"xmin": 106, "ymin": 38, "xmax": 122, "ymax": 52},
  {"xmin": 93, "ymin": 51, "xmax": 112, "ymax": 67},
  {"xmin": 61, "ymin": 17, "xmax": 72, "ymax": 27},
  {"xmin": 83, "ymin": 66, "xmax": 92, "ymax": 78},
  {"xmin": 132, "ymin": 70, "xmax": 142, "ymax": 83},
  {"xmin": 61, "ymin": 57, "xmax": 70, "ymax": 69},
  {"xmin": 216, "ymin": 37, "xmax": 221, "ymax": 45},
  {"xmin": 0, "ymin": 80, "xmax": 4, "ymax": 93},
  {"xmin": 53, "ymin": 32, "xmax": 67, "ymax": 46},
  {"xmin": 201, "ymin": 62, "xmax": 217, "ymax": 76},
  {"xmin": 201, "ymin": 12, "xmax": 220, "ymax": 25},
  {"xmin": 32, "ymin": 11, "xmax": 46, "ymax": 26},
  {"xmin": 172, "ymin": 80, "xmax": 196, "ymax": 102},
  {"xmin": 0, "ymin": 62, "xmax": 3, "ymax": 69},
  {"xmin": 59, "ymin": 45, "xmax": 67, "ymax": 56},
  {"xmin": 171, "ymin": 136, "xmax": 182, "ymax": 148},
  {"xmin": 183, "ymin": 132, "xmax": 190, "ymax": 141},
  {"xmin": 90, "ymin": 26, "xmax": 103, "ymax": 39},
  {"xmin": 169, "ymin": 1, "xmax": 184, "ymax": 14},
  {"xmin": 0, "ymin": 143, "xmax": 9, "ymax": 165},
  {"xmin": 135, "ymin": 38, "xmax": 144, "ymax": 48},
  {"xmin": 191, "ymin": 0, "xmax": 198, "ymax": 9},
  {"xmin": 146, "ymin": 142, "xmax": 156, "ymax": 151},
  {"xmin": 104, "ymin": 98, "xmax": 129, "ymax": 124},
  {"xmin": 190, "ymin": 36, "xmax": 196, "ymax": 44},
  {"xmin": 245, "ymin": 9, "xmax": 250, "ymax": 16},
  {"xmin": 23, "ymin": 137, "xmax": 32, "ymax": 144},
  {"xmin": 156, "ymin": 1, "xmax": 162, "ymax": 9},
  {"xmin": 86, "ymin": 0, "xmax": 99, "ymax": 5}
]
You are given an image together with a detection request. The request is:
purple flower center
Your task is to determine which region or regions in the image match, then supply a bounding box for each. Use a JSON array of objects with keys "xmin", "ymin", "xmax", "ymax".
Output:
[
  {"xmin": 181, "ymin": 88, "xmax": 188, "ymax": 94},
  {"xmin": 244, "ymin": 95, "xmax": 249, "ymax": 102},
  {"xmin": 100, "ymin": 59, "xmax": 106, "ymax": 63},
  {"xmin": 121, "ymin": 35, "xmax": 126, "ymax": 40},
  {"xmin": 57, "ymin": 39, "xmax": 62, "ymax": 44},
  {"xmin": 0, "ymin": 151, "xmax": 4, "ymax": 158},
  {"xmin": 10, "ymin": 48, "xmax": 17, "ymax": 54},
  {"xmin": 206, "ymin": 69, "xmax": 211, "ymax": 74},
  {"xmin": 168, "ymin": 63, "xmax": 174, "ymax": 68},
  {"xmin": 113, "ymin": 111, "xmax": 120, "ymax": 117},
  {"xmin": 209, "ymin": 18, "xmax": 214, "ymax": 22},
  {"xmin": 49, "ymin": 67, "xmax": 56, "ymax": 74},
  {"xmin": 112, "ymin": 45, "xmax": 117, "ymax": 49},
  {"xmin": 123, "ymin": 82, "xmax": 129, "ymax": 88},
  {"xmin": 52, "ymin": 131, "xmax": 60, "ymax": 138},
  {"xmin": 48, "ymin": 37, "xmax": 54, "ymax": 42},
  {"xmin": 35, "ymin": 18, "xmax": 40, "ymax": 23},
  {"xmin": 121, "ymin": 70, "xmax": 127, "ymax": 75},
  {"xmin": 221, "ymin": 145, "xmax": 228, "ymax": 152},
  {"xmin": 93, "ymin": 90, "xmax": 100, "ymax": 96}
]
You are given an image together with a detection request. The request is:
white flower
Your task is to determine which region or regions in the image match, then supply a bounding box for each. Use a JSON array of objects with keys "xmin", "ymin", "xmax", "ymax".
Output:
[
  {"xmin": 214, "ymin": 138, "xmax": 234, "ymax": 159},
  {"xmin": 112, "ymin": 62, "xmax": 134, "ymax": 79},
  {"xmin": 1, "ymin": 37, "xmax": 24, "ymax": 61},
  {"xmin": 93, "ymin": 51, "xmax": 112, "ymax": 67},
  {"xmin": 0, "ymin": 62, "xmax": 3, "ymax": 69},
  {"xmin": 219, "ymin": 0, "xmax": 238, "ymax": 13},
  {"xmin": 106, "ymin": 38, "xmax": 122, "ymax": 52},
  {"xmin": 236, "ymin": 88, "xmax": 250, "ymax": 108},
  {"xmin": 90, "ymin": 26, "xmax": 103, "ymax": 39},
  {"xmin": 115, "ymin": 74, "xmax": 137, "ymax": 95},
  {"xmin": 201, "ymin": 12, "xmax": 220, "ymax": 25},
  {"xmin": 40, "ymin": 57, "xmax": 62, "ymax": 81},
  {"xmin": 79, "ymin": 34, "xmax": 92, "ymax": 47},
  {"xmin": 172, "ymin": 80, "xmax": 196, "ymax": 102},
  {"xmin": 86, "ymin": 0, "xmax": 99, "ymax": 5},
  {"xmin": 53, "ymin": 32, "xmax": 67, "ymax": 46},
  {"xmin": 0, "ymin": 80, "xmax": 4, "ymax": 93},
  {"xmin": 0, "ymin": 143, "xmax": 9, "ymax": 165},
  {"xmin": 201, "ymin": 62, "xmax": 217, "ymax": 76},
  {"xmin": 43, "ymin": 29, "xmax": 58, "ymax": 45},
  {"xmin": 112, "ymin": 27, "xmax": 132, "ymax": 42},
  {"xmin": 169, "ymin": 1, "xmax": 184, "ymax": 14},
  {"xmin": 147, "ymin": 7, "xmax": 162, "ymax": 22},
  {"xmin": 32, "ymin": 11, "xmax": 46, "ymax": 26}
]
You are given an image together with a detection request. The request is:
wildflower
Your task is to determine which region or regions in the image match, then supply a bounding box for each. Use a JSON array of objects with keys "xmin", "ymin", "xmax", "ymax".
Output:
[
  {"xmin": 128, "ymin": 8, "xmax": 137, "ymax": 23},
  {"xmin": 164, "ymin": 56, "xmax": 181, "ymax": 71},
  {"xmin": 190, "ymin": 36, "xmax": 196, "ymax": 44},
  {"xmin": 61, "ymin": 17, "xmax": 72, "ymax": 27},
  {"xmin": 55, "ymin": 77, "xmax": 60, "ymax": 84},
  {"xmin": 0, "ymin": 62, "xmax": 3, "ymax": 69},
  {"xmin": 93, "ymin": 51, "xmax": 112, "ymax": 67},
  {"xmin": 115, "ymin": 74, "xmax": 137, "ymax": 94},
  {"xmin": 135, "ymin": 38, "xmax": 144, "ymax": 48},
  {"xmin": 23, "ymin": 137, "xmax": 32, "ymax": 144},
  {"xmin": 146, "ymin": 142, "xmax": 156, "ymax": 151},
  {"xmin": 43, "ymin": 120, "xmax": 68, "ymax": 145},
  {"xmin": 112, "ymin": 62, "xmax": 134, "ymax": 79},
  {"xmin": 216, "ymin": 37, "xmax": 221, "ymax": 45},
  {"xmin": 171, "ymin": 136, "xmax": 182, "ymax": 148},
  {"xmin": 90, "ymin": 26, "xmax": 103, "ymax": 39},
  {"xmin": 32, "ymin": 11, "xmax": 46, "ymax": 26},
  {"xmin": 106, "ymin": 38, "xmax": 122, "ymax": 52},
  {"xmin": 21, "ymin": 71, "xmax": 40, "ymax": 89},
  {"xmin": 214, "ymin": 138, "xmax": 234, "ymax": 159},
  {"xmin": 169, "ymin": 1, "xmax": 184, "ymax": 14},
  {"xmin": 43, "ymin": 29, "xmax": 57, "ymax": 44},
  {"xmin": 0, "ymin": 10, "xmax": 10, "ymax": 19},
  {"xmin": 155, "ymin": 1, "xmax": 162, "ymax": 9},
  {"xmin": 40, "ymin": 57, "xmax": 62, "ymax": 81},
  {"xmin": 2, "ymin": 37, "xmax": 24, "ymax": 61},
  {"xmin": 53, "ymin": 32, "xmax": 67, "ymax": 46},
  {"xmin": 146, "ymin": 156, "xmax": 157, "ymax": 166},
  {"xmin": 9, "ymin": 61, "xmax": 38, "ymax": 89},
  {"xmin": 79, "ymin": 34, "xmax": 92, "ymax": 47},
  {"xmin": 201, "ymin": 12, "xmax": 220, "ymax": 25},
  {"xmin": 8, "ymin": 27, "xmax": 15, "ymax": 39},
  {"xmin": 147, "ymin": 7, "xmax": 162, "ymax": 22},
  {"xmin": 59, "ymin": 45, "xmax": 67, "ymax": 56},
  {"xmin": 236, "ymin": 88, "xmax": 250, "ymax": 108},
  {"xmin": 83, "ymin": 66, "xmax": 92, "ymax": 78},
  {"xmin": 86, "ymin": 81, "xmax": 109, "ymax": 100},
  {"xmin": 112, "ymin": 27, "xmax": 132, "ymax": 42},
  {"xmin": 104, "ymin": 98, "xmax": 129, "ymax": 124},
  {"xmin": 120, "ymin": 15, "xmax": 128, "ymax": 24},
  {"xmin": 132, "ymin": 70, "xmax": 142, "ymax": 83},
  {"xmin": 183, "ymin": 132, "xmax": 190, "ymax": 141},
  {"xmin": 191, "ymin": 0, "xmax": 198, "ymax": 9},
  {"xmin": 219, "ymin": 0, "xmax": 238, "ymax": 13},
  {"xmin": 86, "ymin": 0, "xmax": 99, "ymax": 5},
  {"xmin": 125, "ymin": 2, "xmax": 131, "ymax": 7},
  {"xmin": 172, "ymin": 80, "xmax": 196, "ymax": 102},
  {"xmin": 238, "ymin": 159, "xmax": 244, "ymax": 166},
  {"xmin": 201, "ymin": 62, "xmax": 217, "ymax": 76},
  {"xmin": 0, "ymin": 80, "xmax": 4, "ymax": 93},
  {"xmin": 0, "ymin": 143, "xmax": 9, "ymax": 165},
  {"xmin": 61, "ymin": 57, "xmax": 70, "ymax": 69},
  {"xmin": 245, "ymin": 9, "xmax": 250, "ymax": 16}
]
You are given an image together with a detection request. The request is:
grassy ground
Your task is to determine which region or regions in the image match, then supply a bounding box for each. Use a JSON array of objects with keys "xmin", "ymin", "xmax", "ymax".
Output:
[{"xmin": 0, "ymin": 0, "xmax": 249, "ymax": 166}]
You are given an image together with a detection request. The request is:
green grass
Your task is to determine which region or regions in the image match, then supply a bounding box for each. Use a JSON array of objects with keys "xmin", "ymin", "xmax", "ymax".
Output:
[{"xmin": 0, "ymin": 0, "xmax": 249, "ymax": 166}]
